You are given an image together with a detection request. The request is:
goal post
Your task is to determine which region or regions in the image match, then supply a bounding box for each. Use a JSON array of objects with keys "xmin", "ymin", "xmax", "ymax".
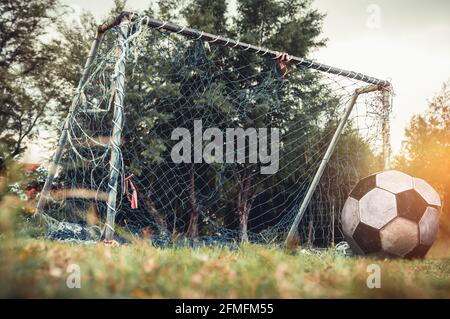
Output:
[
  {"xmin": 382, "ymin": 87, "xmax": 393, "ymax": 169},
  {"xmin": 104, "ymin": 18, "xmax": 131, "ymax": 241},
  {"xmin": 35, "ymin": 29, "xmax": 105, "ymax": 216},
  {"xmin": 36, "ymin": 12, "xmax": 393, "ymax": 246},
  {"xmin": 34, "ymin": 12, "xmax": 136, "ymax": 218},
  {"xmin": 285, "ymin": 84, "xmax": 384, "ymax": 249}
]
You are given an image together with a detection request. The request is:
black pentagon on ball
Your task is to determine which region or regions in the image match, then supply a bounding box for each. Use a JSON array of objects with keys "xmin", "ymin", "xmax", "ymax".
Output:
[
  {"xmin": 404, "ymin": 244, "xmax": 431, "ymax": 259},
  {"xmin": 349, "ymin": 174, "xmax": 376, "ymax": 200},
  {"xmin": 353, "ymin": 222, "xmax": 382, "ymax": 254},
  {"xmin": 396, "ymin": 189, "xmax": 428, "ymax": 222}
]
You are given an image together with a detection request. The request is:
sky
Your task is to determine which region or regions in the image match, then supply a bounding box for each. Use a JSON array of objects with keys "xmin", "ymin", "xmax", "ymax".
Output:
[
  {"xmin": 23, "ymin": 0, "xmax": 450, "ymax": 162},
  {"xmin": 313, "ymin": 0, "xmax": 450, "ymax": 153}
]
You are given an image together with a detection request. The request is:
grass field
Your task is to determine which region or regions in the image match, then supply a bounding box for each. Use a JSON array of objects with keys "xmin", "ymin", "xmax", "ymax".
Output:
[
  {"xmin": 1, "ymin": 237, "xmax": 450, "ymax": 298},
  {"xmin": 1, "ymin": 194, "xmax": 449, "ymax": 299}
]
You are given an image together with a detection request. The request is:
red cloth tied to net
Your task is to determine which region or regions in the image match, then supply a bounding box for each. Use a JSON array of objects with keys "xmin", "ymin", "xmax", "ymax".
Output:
[
  {"xmin": 125, "ymin": 174, "xmax": 138, "ymax": 209},
  {"xmin": 275, "ymin": 52, "xmax": 291, "ymax": 78}
]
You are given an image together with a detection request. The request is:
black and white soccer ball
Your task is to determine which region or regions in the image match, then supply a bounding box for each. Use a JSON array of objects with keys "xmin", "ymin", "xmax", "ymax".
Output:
[{"xmin": 341, "ymin": 170, "xmax": 441, "ymax": 258}]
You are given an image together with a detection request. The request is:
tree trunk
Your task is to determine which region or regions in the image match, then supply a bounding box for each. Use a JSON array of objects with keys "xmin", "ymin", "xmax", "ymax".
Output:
[
  {"xmin": 187, "ymin": 164, "xmax": 200, "ymax": 238},
  {"xmin": 239, "ymin": 205, "xmax": 250, "ymax": 243},
  {"xmin": 139, "ymin": 179, "xmax": 168, "ymax": 235},
  {"xmin": 307, "ymin": 218, "xmax": 314, "ymax": 246},
  {"xmin": 142, "ymin": 194, "xmax": 168, "ymax": 235},
  {"xmin": 172, "ymin": 200, "xmax": 178, "ymax": 236},
  {"xmin": 235, "ymin": 168, "xmax": 260, "ymax": 244}
]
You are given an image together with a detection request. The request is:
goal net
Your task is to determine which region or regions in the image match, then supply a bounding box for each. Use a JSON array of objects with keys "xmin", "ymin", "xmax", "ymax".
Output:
[{"xmin": 36, "ymin": 13, "xmax": 392, "ymax": 247}]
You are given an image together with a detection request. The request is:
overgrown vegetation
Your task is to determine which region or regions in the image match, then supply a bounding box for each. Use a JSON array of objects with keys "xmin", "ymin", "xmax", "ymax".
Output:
[{"xmin": 1, "ymin": 239, "xmax": 450, "ymax": 298}]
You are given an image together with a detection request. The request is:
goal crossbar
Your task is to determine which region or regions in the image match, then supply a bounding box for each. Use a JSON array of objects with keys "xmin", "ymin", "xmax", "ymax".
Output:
[{"xmin": 98, "ymin": 12, "xmax": 391, "ymax": 87}]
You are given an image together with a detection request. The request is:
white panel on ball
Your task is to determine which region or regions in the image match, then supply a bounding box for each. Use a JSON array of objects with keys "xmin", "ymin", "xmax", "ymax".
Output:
[
  {"xmin": 341, "ymin": 197, "xmax": 360, "ymax": 236},
  {"xmin": 413, "ymin": 178, "xmax": 442, "ymax": 207},
  {"xmin": 419, "ymin": 207, "xmax": 440, "ymax": 246},
  {"xmin": 376, "ymin": 170, "xmax": 413, "ymax": 194},
  {"xmin": 380, "ymin": 217, "xmax": 419, "ymax": 257},
  {"xmin": 359, "ymin": 188, "xmax": 397, "ymax": 230}
]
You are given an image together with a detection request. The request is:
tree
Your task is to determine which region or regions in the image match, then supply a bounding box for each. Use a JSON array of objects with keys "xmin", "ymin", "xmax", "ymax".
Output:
[
  {"xmin": 0, "ymin": 0, "xmax": 62, "ymax": 159},
  {"xmin": 46, "ymin": 11, "xmax": 97, "ymax": 118},
  {"xmin": 395, "ymin": 80, "xmax": 450, "ymax": 235},
  {"xmin": 176, "ymin": 0, "xmax": 327, "ymax": 242}
]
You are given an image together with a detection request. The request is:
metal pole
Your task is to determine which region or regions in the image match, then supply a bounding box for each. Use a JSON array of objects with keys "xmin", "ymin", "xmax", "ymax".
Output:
[
  {"xmin": 97, "ymin": 12, "xmax": 391, "ymax": 88},
  {"xmin": 285, "ymin": 84, "xmax": 382, "ymax": 249},
  {"xmin": 104, "ymin": 18, "xmax": 130, "ymax": 241},
  {"xmin": 35, "ymin": 31, "xmax": 104, "ymax": 215},
  {"xmin": 382, "ymin": 88, "xmax": 392, "ymax": 169},
  {"xmin": 143, "ymin": 18, "xmax": 389, "ymax": 87}
]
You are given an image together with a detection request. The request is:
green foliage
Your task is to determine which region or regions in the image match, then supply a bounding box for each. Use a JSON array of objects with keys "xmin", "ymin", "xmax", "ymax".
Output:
[
  {"xmin": 395, "ymin": 80, "xmax": 450, "ymax": 236},
  {"xmin": 46, "ymin": 11, "xmax": 97, "ymax": 118},
  {"xmin": 0, "ymin": 146, "xmax": 25, "ymax": 236},
  {"xmin": 0, "ymin": 0, "xmax": 63, "ymax": 159},
  {"xmin": 0, "ymin": 145, "xmax": 46, "ymax": 238},
  {"xmin": 183, "ymin": 0, "xmax": 228, "ymax": 34}
]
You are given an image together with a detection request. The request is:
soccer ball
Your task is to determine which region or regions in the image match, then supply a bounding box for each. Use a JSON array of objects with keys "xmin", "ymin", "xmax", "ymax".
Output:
[{"xmin": 341, "ymin": 170, "xmax": 441, "ymax": 258}]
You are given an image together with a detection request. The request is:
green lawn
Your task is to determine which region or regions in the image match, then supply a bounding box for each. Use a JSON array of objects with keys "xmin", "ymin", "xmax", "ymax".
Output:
[{"xmin": 1, "ymin": 238, "xmax": 450, "ymax": 298}]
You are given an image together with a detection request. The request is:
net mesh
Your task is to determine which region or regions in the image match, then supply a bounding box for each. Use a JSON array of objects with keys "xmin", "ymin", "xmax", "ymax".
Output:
[{"xmin": 40, "ymin": 16, "xmax": 390, "ymax": 246}]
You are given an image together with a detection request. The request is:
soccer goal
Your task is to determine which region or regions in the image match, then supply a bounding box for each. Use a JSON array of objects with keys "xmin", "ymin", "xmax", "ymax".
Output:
[{"xmin": 35, "ymin": 12, "xmax": 392, "ymax": 247}]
